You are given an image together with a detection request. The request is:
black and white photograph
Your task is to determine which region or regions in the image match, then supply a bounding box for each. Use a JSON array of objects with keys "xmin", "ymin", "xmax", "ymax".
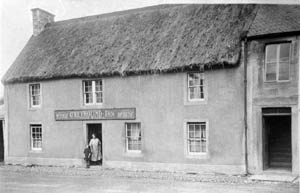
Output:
[{"xmin": 0, "ymin": 0, "xmax": 299, "ymax": 192}]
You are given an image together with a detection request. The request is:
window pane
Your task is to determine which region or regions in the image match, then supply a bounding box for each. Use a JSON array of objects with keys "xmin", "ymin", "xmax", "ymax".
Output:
[
  {"xmin": 266, "ymin": 62, "xmax": 276, "ymax": 81},
  {"xmin": 200, "ymin": 88, "xmax": 204, "ymax": 99},
  {"xmin": 188, "ymin": 124, "xmax": 194, "ymax": 138},
  {"xmin": 188, "ymin": 73, "xmax": 203, "ymax": 86},
  {"xmin": 201, "ymin": 124, "xmax": 206, "ymax": 138},
  {"xmin": 189, "ymin": 87, "xmax": 195, "ymax": 99},
  {"xmin": 85, "ymin": 93, "xmax": 93, "ymax": 103},
  {"xmin": 32, "ymin": 96, "xmax": 40, "ymax": 106},
  {"xmin": 126, "ymin": 123, "xmax": 141, "ymax": 151},
  {"xmin": 31, "ymin": 84, "xmax": 40, "ymax": 96},
  {"xmin": 188, "ymin": 74, "xmax": 195, "ymax": 86},
  {"xmin": 188, "ymin": 73, "xmax": 204, "ymax": 100},
  {"xmin": 189, "ymin": 87, "xmax": 203, "ymax": 99},
  {"xmin": 96, "ymin": 92, "xmax": 103, "ymax": 103},
  {"xmin": 278, "ymin": 62, "xmax": 289, "ymax": 81},
  {"xmin": 280, "ymin": 43, "xmax": 290, "ymax": 60},
  {"xmin": 31, "ymin": 125, "xmax": 42, "ymax": 149},
  {"xmin": 30, "ymin": 84, "xmax": 40, "ymax": 106},
  {"xmin": 128, "ymin": 143, "xmax": 133, "ymax": 150},
  {"xmin": 194, "ymin": 87, "xmax": 200, "ymax": 99},
  {"xmin": 200, "ymin": 79, "xmax": 204, "ymax": 86},
  {"xmin": 188, "ymin": 123, "xmax": 206, "ymax": 153},
  {"xmin": 95, "ymin": 80, "xmax": 102, "ymax": 92},
  {"xmin": 194, "ymin": 125, "xmax": 200, "ymax": 138},
  {"xmin": 84, "ymin": 81, "xmax": 92, "ymax": 92},
  {"xmin": 266, "ymin": 45, "xmax": 277, "ymax": 62},
  {"xmin": 201, "ymin": 141, "xmax": 206, "ymax": 152},
  {"xmin": 127, "ymin": 127, "xmax": 131, "ymax": 137},
  {"xmin": 194, "ymin": 74, "xmax": 200, "ymax": 85},
  {"xmin": 189, "ymin": 140, "xmax": 200, "ymax": 152}
]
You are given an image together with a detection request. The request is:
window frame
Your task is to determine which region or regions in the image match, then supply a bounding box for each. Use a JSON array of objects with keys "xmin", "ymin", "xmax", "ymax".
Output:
[
  {"xmin": 29, "ymin": 83, "xmax": 42, "ymax": 108},
  {"xmin": 187, "ymin": 72, "xmax": 205, "ymax": 102},
  {"xmin": 30, "ymin": 124, "xmax": 43, "ymax": 151},
  {"xmin": 187, "ymin": 122, "xmax": 207, "ymax": 155},
  {"xmin": 264, "ymin": 42, "xmax": 291, "ymax": 83},
  {"xmin": 125, "ymin": 122, "xmax": 142, "ymax": 153},
  {"xmin": 83, "ymin": 79, "xmax": 103, "ymax": 105}
]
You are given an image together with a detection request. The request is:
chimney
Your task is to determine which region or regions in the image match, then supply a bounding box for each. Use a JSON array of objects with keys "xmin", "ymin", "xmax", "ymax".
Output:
[{"xmin": 31, "ymin": 8, "xmax": 55, "ymax": 36}]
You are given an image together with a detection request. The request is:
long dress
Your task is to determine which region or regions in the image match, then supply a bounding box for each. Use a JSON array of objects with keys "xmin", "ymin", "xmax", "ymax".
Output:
[{"xmin": 89, "ymin": 138, "xmax": 101, "ymax": 161}]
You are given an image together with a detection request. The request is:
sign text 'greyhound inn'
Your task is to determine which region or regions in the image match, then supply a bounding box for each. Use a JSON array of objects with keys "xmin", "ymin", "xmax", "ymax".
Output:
[{"xmin": 55, "ymin": 108, "xmax": 136, "ymax": 121}]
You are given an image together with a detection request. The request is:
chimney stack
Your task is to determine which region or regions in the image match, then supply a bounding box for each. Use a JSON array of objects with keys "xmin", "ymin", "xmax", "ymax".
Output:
[{"xmin": 31, "ymin": 8, "xmax": 55, "ymax": 36}]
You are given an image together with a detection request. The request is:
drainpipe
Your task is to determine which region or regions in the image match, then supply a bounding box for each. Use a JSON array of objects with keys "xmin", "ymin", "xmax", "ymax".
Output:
[
  {"xmin": 297, "ymin": 35, "xmax": 300, "ymax": 176},
  {"xmin": 243, "ymin": 37, "xmax": 249, "ymax": 175}
]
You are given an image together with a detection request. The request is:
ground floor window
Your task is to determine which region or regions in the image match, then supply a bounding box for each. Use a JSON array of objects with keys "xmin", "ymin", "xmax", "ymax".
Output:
[
  {"xmin": 187, "ymin": 122, "xmax": 207, "ymax": 154},
  {"xmin": 30, "ymin": 124, "xmax": 42, "ymax": 150},
  {"xmin": 125, "ymin": 123, "xmax": 141, "ymax": 152}
]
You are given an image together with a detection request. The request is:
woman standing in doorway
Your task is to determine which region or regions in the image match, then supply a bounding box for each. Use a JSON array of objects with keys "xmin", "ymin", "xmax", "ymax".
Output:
[{"xmin": 89, "ymin": 133, "xmax": 102, "ymax": 165}]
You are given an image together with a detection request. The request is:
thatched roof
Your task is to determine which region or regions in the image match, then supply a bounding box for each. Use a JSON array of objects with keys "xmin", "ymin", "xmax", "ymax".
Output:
[
  {"xmin": 3, "ymin": 4, "xmax": 300, "ymax": 84},
  {"xmin": 2, "ymin": 4, "xmax": 259, "ymax": 84}
]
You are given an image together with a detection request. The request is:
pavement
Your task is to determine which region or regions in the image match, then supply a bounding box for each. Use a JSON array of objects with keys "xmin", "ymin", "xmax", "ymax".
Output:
[{"xmin": 0, "ymin": 165, "xmax": 299, "ymax": 193}]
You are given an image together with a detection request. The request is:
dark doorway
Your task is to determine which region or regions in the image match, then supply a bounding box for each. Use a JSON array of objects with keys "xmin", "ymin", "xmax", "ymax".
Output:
[
  {"xmin": 263, "ymin": 114, "xmax": 292, "ymax": 170},
  {"xmin": 0, "ymin": 120, "xmax": 3, "ymax": 162},
  {"xmin": 87, "ymin": 124, "xmax": 102, "ymax": 165}
]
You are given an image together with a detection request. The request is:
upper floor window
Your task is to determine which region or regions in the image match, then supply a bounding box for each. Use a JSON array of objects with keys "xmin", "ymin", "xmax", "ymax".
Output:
[
  {"xmin": 29, "ymin": 84, "xmax": 41, "ymax": 107},
  {"xmin": 187, "ymin": 122, "xmax": 207, "ymax": 154},
  {"xmin": 83, "ymin": 80, "xmax": 103, "ymax": 105},
  {"xmin": 188, "ymin": 73, "xmax": 204, "ymax": 101},
  {"xmin": 265, "ymin": 43, "xmax": 291, "ymax": 82},
  {"xmin": 125, "ymin": 123, "xmax": 141, "ymax": 153}
]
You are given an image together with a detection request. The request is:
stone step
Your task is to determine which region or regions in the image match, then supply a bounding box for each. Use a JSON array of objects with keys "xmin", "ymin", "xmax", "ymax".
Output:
[
  {"xmin": 270, "ymin": 152, "xmax": 291, "ymax": 156},
  {"xmin": 269, "ymin": 161, "xmax": 292, "ymax": 168},
  {"xmin": 269, "ymin": 156, "xmax": 292, "ymax": 162},
  {"xmin": 270, "ymin": 148, "xmax": 291, "ymax": 152}
]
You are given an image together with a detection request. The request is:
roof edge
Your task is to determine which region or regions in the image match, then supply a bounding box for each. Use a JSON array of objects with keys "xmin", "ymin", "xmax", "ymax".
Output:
[
  {"xmin": 247, "ymin": 30, "xmax": 300, "ymax": 40},
  {"xmin": 2, "ymin": 59, "xmax": 240, "ymax": 85}
]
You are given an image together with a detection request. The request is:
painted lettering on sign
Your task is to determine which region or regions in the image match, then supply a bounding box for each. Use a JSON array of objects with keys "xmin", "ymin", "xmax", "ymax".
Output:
[{"xmin": 54, "ymin": 108, "xmax": 136, "ymax": 121}]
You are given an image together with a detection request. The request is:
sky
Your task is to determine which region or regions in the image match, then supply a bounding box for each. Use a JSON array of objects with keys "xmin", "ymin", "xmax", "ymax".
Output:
[{"xmin": 0, "ymin": 0, "xmax": 299, "ymax": 98}]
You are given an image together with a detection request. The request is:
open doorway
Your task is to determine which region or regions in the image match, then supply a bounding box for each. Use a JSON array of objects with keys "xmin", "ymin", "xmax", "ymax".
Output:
[
  {"xmin": 87, "ymin": 124, "xmax": 102, "ymax": 166},
  {"xmin": 262, "ymin": 108, "xmax": 292, "ymax": 170}
]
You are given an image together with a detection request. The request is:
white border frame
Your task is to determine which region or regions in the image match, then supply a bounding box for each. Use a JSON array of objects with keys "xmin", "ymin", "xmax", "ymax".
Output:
[
  {"xmin": 29, "ymin": 123, "xmax": 43, "ymax": 152},
  {"xmin": 28, "ymin": 83, "xmax": 42, "ymax": 109},
  {"xmin": 82, "ymin": 79, "xmax": 104, "ymax": 106},
  {"xmin": 187, "ymin": 72, "xmax": 205, "ymax": 102},
  {"xmin": 183, "ymin": 119, "xmax": 209, "ymax": 159},
  {"xmin": 184, "ymin": 72, "xmax": 207, "ymax": 106},
  {"xmin": 125, "ymin": 122, "xmax": 142, "ymax": 154},
  {"xmin": 264, "ymin": 43, "xmax": 291, "ymax": 83}
]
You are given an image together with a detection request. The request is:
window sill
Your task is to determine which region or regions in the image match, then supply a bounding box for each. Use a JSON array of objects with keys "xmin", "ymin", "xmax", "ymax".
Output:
[
  {"xmin": 124, "ymin": 151, "xmax": 143, "ymax": 157},
  {"xmin": 82, "ymin": 103, "xmax": 104, "ymax": 108},
  {"xmin": 184, "ymin": 100, "xmax": 207, "ymax": 106},
  {"xmin": 186, "ymin": 153, "xmax": 209, "ymax": 159},
  {"xmin": 29, "ymin": 150, "xmax": 43, "ymax": 154},
  {"xmin": 264, "ymin": 80, "xmax": 290, "ymax": 83},
  {"xmin": 28, "ymin": 107, "xmax": 41, "ymax": 111}
]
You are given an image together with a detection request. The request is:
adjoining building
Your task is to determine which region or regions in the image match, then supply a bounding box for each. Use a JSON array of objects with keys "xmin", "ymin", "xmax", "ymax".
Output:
[
  {"xmin": 0, "ymin": 101, "xmax": 4, "ymax": 162},
  {"xmin": 1, "ymin": 4, "xmax": 300, "ymax": 175}
]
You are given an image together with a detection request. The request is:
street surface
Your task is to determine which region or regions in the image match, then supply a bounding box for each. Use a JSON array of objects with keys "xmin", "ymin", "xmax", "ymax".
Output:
[{"xmin": 0, "ymin": 166, "xmax": 298, "ymax": 193}]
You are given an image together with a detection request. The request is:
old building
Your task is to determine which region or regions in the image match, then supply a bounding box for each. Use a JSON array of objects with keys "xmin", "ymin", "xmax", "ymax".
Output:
[
  {"xmin": 1, "ymin": 4, "xmax": 300, "ymax": 175},
  {"xmin": 246, "ymin": 5, "xmax": 300, "ymax": 175},
  {"xmin": 0, "ymin": 101, "xmax": 4, "ymax": 162}
]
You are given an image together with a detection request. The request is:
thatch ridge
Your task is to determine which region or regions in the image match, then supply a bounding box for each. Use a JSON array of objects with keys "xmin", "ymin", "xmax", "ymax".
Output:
[{"xmin": 3, "ymin": 4, "xmax": 257, "ymax": 84}]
